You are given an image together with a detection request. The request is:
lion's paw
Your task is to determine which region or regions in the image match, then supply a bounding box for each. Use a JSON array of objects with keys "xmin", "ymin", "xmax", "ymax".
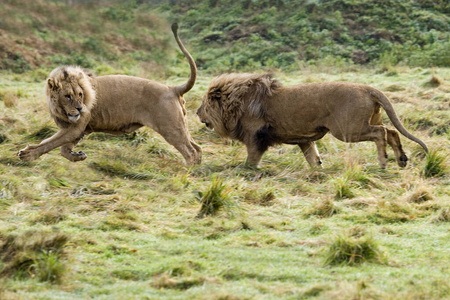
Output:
[
  {"xmin": 71, "ymin": 151, "xmax": 88, "ymax": 162},
  {"xmin": 18, "ymin": 146, "xmax": 39, "ymax": 161}
]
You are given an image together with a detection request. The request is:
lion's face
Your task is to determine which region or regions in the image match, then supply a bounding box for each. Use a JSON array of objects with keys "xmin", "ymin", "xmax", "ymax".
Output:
[
  {"xmin": 48, "ymin": 84, "xmax": 85, "ymax": 123},
  {"xmin": 196, "ymin": 89, "xmax": 230, "ymax": 137},
  {"xmin": 46, "ymin": 66, "xmax": 96, "ymax": 125}
]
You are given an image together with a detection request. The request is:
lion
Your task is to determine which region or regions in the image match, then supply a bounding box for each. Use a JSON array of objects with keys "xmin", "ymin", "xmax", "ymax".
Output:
[
  {"xmin": 18, "ymin": 23, "xmax": 202, "ymax": 166},
  {"xmin": 196, "ymin": 73, "xmax": 428, "ymax": 169}
]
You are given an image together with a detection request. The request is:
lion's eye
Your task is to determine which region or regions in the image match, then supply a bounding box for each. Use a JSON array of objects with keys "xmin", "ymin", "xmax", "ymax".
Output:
[
  {"xmin": 66, "ymin": 95, "xmax": 72, "ymax": 102},
  {"xmin": 79, "ymin": 92, "xmax": 83, "ymax": 97}
]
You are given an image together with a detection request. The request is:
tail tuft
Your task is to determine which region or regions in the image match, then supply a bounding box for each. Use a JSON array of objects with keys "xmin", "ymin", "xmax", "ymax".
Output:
[{"xmin": 171, "ymin": 23, "xmax": 179, "ymax": 34}]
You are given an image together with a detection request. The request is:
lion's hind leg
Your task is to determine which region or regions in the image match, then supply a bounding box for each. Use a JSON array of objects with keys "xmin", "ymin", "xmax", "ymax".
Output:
[
  {"xmin": 299, "ymin": 142, "xmax": 322, "ymax": 168},
  {"xmin": 330, "ymin": 125, "xmax": 389, "ymax": 169},
  {"xmin": 153, "ymin": 126, "xmax": 201, "ymax": 166},
  {"xmin": 386, "ymin": 128, "xmax": 408, "ymax": 167}
]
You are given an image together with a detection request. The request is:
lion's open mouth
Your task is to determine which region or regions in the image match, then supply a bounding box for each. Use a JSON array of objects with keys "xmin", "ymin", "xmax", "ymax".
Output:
[
  {"xmin": 202, "ymin": 121, "xmax": 213, "ymax": 130},
  {"xmin": 68, "ymin": 113, "xmax": 80, "ymax": 123}
]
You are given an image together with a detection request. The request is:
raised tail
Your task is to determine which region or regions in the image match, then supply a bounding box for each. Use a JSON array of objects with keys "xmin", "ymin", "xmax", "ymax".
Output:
[
  {"xmin": 171, "ymin": 23, "xmax": 197, "ymax": 96},
  {"xmin": 370, "ymin": 88, "xmax": 429, "ymax": 153}
]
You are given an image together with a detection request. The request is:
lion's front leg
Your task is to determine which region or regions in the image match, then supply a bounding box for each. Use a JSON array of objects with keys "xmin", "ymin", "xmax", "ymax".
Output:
[
  {"xmin": 18, "ymin": 128, "xmax": 85, "ymax": 161},
  {"xmin": 245, "ymin": 143, "xmax": 265, "ymax": 168},
  {"xmin": 299, "ymin": 142, "xmax": 323, "ymax": 168},
  {"xmin": 60, "ymin": 137, "xmax": 87, "ymax": 162}
]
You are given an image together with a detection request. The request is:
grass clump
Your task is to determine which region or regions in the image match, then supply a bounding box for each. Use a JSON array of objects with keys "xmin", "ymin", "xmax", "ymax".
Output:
[
  {"xmin": 0, "ymin": 231, "xmax": 69, "ymax": 283},
  {"xmin": 324, "ymin": 230, "xmax": 386, "ymax": 266},
  {"xmin": 334, "ymin": 177, "xmax": 356, "ymax": 200},
  {"xmin": 406, "ymin": 186, "xmax": 433, "ymax": 204},
  {"xmin": 422, "ymin": 150, "xmax": 447, "ymax": 178},
  {"xmin": 305, "ymin": 199, "xmax": 339, "ymax": 218},
  {"xmin": 152, "ymin": 272, "xmax": 217, "ymax": 290},
  {"xmin": 195, "ymin": 176, "xmax": 235, "ymax": 218},
  {"xmin": 431, "ymin": 208, "xmax": 450, "ymax": 223},
  {"xmin": 422, "ymin": 75, "xmax": 442, "ymax": 88},
  {"xmin": 1, "ymin": 91, "xmax": 19, "ymax": 108}
]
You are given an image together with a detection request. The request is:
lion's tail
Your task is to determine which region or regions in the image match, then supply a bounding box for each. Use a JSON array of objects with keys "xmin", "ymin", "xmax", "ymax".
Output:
[
  {"xmin": 369, "ymin": 88, "xmax": 428, "ymax": 153},
  {"xmin": 171, "ymin": 23, "xmax": 197, "ymax": 96}
]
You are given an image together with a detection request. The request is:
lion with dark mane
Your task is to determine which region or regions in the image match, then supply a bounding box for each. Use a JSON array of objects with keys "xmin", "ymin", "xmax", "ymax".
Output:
[
  {"xmin": 196, "ymin": 73, "xmax": 428, "ymax": 169},
  {"xmin": 18, "ymin": 23, "xmax": 201, "ymax": 165}
]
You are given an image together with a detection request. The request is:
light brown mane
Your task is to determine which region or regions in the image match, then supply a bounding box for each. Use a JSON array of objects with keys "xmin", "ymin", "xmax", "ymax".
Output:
[{"xmin": 46, "ymin": 66, "xmax": 96, "ymax": 124}]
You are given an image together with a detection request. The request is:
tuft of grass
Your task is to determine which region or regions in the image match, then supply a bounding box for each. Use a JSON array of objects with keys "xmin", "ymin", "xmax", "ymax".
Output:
[
  {"xmin": 309, "ymin": 221, "xmax": 327, "ymax": 235},
  {"xmin": 305, "ymin": 199, "xmax": 339, "ymax": 218},
  {"xmin": 431, "ymin": 208, "xmax": 450, "ymax": 223},
  {"xmin": 422, "ymin": 150, "xmax": 447, "ymax": 178},
  {"xmin": 195, "ymin": 176, "xmax": 235, "ymax": 218},
  {"xmin": 244, "ymin": 188, "xmax": 276, "ymax": 206},
  {"xmin": 334, "ymin": 177, "xmax": 356, "ymax": 200},
  {"xmin": 31, "ymin": 250, "xmax": 66, "ymax": 283},
  {"xmin": 406, "ymin": 186, "xmax": 433, "ymax": 203},
  {"xmin": 32, "ymin": 208, "xmax": 66, "ymax": 225},
  {"xmin": 324, "ymin": 231, "xmax": 386, "ymax": 266},
  {"xmin": 1, "ymin": 90, "xmax": 19, "ymax": 108},
  {"xmin": 0, "ymin": 231, "xmax": 69, "ymax": 283},
  {"xmin": 367, "ymin": 200, "xmax": 415, "ymax": 224},
  {"xmin": 422, "ymin": 75, "xmax": 442, "ymax": 88},
  {"xmin": 152, "ymin": 273, "xmax": 217, "ymax": 290}
]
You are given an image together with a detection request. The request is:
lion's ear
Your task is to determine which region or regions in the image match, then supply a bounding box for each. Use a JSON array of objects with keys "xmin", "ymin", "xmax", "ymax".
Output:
[
  {"xmin": 47, "ymin": 78, "xmax": 58, "ymax": 91},
  {"xmin": 209, "ymin": 88, "xmax": 222, "ymax": 101}
]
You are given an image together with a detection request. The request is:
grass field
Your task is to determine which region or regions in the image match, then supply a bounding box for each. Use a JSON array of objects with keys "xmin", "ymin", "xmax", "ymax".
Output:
[{"xmin": 0, "ymin": 65, "xmax": 449, "ymax": 299}]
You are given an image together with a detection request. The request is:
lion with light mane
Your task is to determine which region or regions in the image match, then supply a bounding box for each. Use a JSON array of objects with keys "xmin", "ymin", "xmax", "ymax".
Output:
[
  {"xmin": 18, "ymin": 23, "xmax": 201, "ymax": 165},
  {"xmin": 197, "ymin": 73, "xmax": 428, "ymax": 169}
]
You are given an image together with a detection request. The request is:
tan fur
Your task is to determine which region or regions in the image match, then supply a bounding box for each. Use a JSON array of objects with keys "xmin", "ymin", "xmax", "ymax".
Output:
[
  {"xmin": 197, "ymin": 73, "xmax": 428, "ymax": 169},
  {"xmin": 18, "ymin": 24, "xmax": 201, "ymax": 165}
]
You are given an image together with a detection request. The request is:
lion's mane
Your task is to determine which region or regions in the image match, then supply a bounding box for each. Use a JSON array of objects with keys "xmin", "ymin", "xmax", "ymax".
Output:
[
  {"xmin": 203, "ymin": 73, "xmax": 282, "ymax": 139},
  {"xmin": 46, "ymin": 66, "xmax": 96, "ymax": 128}
]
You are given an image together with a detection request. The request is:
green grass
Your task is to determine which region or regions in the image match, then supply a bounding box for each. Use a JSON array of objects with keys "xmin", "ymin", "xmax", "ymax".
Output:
[{"xmin": 0, "ymin": 62, "xmax": 449, "ymax": 299}]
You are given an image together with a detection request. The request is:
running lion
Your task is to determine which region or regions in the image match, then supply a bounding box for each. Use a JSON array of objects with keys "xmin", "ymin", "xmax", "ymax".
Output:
[
  {"xmin": 196, "ymin": 73, "xmax": 428, "ymax": 169},
  {"xmin": 18, "ymin": 23, "xmax": 202, "ymax": 166}
]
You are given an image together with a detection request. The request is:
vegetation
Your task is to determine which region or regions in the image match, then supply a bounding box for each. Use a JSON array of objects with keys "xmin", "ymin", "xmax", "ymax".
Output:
[
  {"xmin": 0, "ymin": 0, "xmax": 449, "ymax": 299},
  {"xmin": 1, "ymin": 0, "xmax": 448, "ymax": 74}
]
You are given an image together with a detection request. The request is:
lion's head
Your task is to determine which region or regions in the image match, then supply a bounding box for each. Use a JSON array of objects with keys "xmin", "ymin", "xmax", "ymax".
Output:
[
  {"xmin": 197, "ymin": 73, "xmax": 282, "ymax": 139},
  {"xmin": 46, "ymin": 66, "xmax": 96, "ymax": 127}
]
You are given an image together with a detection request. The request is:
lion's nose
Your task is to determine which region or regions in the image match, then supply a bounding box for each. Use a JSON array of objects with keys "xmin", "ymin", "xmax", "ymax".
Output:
[{"xmin": 76, "ymin": 107, "xmax": 82, "ymax": 112}]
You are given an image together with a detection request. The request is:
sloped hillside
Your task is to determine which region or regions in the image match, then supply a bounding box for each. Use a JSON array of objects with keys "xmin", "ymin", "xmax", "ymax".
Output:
[
  {"xmin": 0, "ymin": 0, "xmax": 449, "ymax": 74},
  {"xmin": 0, "ymin": 0, "xmax": 172, "ymax": 73},
  {"xmin": 158, "ymin": 0, "xmax": 449, "ymax": 71}
]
